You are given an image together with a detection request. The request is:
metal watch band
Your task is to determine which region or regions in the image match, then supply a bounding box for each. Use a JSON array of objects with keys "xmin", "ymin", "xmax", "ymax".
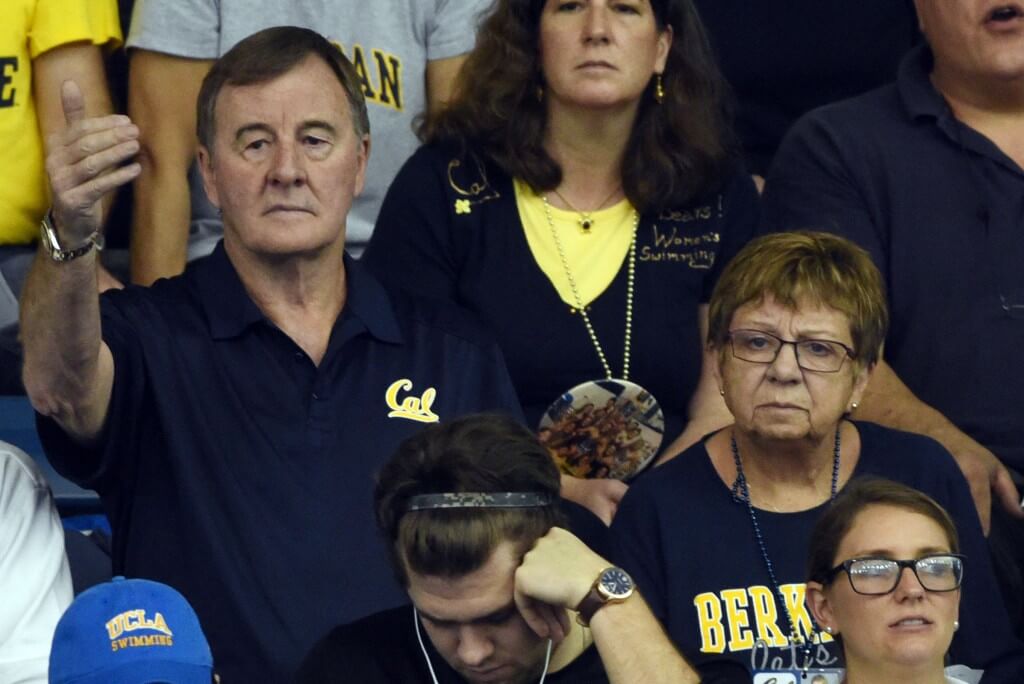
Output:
[{"xmin": 40, "ymin": 211, "xmax": 105, "ymax": 263}]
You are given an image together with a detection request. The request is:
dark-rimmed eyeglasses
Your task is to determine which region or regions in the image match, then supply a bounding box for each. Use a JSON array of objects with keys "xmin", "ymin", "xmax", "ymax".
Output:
[
  {"xmin": 726, "ymin": 329, "xmax": 855, "ymax": 373},
  {"xmin": 826, "ymin": 554, "xmax": 965, "ymax": 595}
]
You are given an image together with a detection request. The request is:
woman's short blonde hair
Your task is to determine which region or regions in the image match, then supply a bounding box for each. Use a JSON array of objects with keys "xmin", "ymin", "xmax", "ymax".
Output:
[{"xmin": 707, "ymin": 231, "xmax": 889, "ymax": 367}]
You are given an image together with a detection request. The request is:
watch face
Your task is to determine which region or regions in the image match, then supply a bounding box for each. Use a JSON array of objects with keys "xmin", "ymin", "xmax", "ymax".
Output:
[{"xmin": 599, "ymin": 567, "xmax": 634, "ymax": 599}]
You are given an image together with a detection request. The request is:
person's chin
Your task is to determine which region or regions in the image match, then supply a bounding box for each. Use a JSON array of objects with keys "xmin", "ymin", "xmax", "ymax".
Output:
[
  {"xmin": 245, "ymin": 226, "xmax": 342, "ymax": 258},
  {"xmin": 554, "ymin": 87, "xmax": 640, "ymax": 112},
  {"xmin": 885, "ymin": 638, "xmax": 946, "ymax": 669},
  {"xmin": 749, "ymin": 413, "xmax": 810, "ymax": 439},
  {"xmin": 459, "ymin": 664, "xmax": 521, "ymax": 684}
]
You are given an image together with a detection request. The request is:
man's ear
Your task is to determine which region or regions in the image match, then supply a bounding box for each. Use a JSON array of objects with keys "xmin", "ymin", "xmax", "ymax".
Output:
[
  {"xmin": 805, "ymin": 581, "xmax": 837, "ymax": 636},
  {"xmin": 196, "ymin": 145, "xmax": 220, "ymax": 209},
  {"xmin": 353, "ymin": 133, "xmax": 370, "ymax": 198}
]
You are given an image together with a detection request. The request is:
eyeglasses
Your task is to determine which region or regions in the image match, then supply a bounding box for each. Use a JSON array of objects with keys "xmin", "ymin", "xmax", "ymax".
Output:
[
  {"xmin": 726, "ymin": 329, "xmax": 855, "ymax": 373},
  {"xmin": 826, "ymin": 554, "xmax": 965, "ymax": 595}
]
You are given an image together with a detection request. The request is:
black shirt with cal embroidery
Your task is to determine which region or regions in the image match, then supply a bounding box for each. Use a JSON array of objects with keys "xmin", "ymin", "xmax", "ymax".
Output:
[{"xmin": 37, "ymin": 244, "xmax": 522, "ymax": 683}]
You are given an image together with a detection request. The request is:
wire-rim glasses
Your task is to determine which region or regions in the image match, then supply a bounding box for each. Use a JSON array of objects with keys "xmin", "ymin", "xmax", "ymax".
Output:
[
  {"xmin": 826, "ymin": 554, "xmax": 965, "ymax": 595},
  {"xmin": 726, "ymin": 329, "xmax": 855, "ymax": 373}
]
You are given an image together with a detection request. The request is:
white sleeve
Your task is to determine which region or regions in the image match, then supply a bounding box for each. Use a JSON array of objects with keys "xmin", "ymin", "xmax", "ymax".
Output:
[{"xmin": 0, "ymin": 444, "xmax": 73, "ymax": 684}]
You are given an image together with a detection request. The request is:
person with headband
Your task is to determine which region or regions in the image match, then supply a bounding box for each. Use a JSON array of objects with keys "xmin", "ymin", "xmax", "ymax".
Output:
[
  {"xmin": 805, "ymin": 478, "xmax": 974, "ymax": 684},
  {"xmin": 296, "ymin": 413, "xmax": 694, "ymax": 683}
]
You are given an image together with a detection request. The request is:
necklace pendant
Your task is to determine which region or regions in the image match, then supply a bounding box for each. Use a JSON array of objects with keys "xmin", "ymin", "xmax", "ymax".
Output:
[
  {"xmin": 578, "ymin": 216, "xmax": 593, "ymax": 233},
  {"xmin": 538, "ymin": 379, "xmax": 664, "ymax": 481}
]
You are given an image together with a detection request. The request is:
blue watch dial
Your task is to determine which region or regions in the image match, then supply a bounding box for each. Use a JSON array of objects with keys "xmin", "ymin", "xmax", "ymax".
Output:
[{"xmin": 600, "ymin": 567, "xmax": 633, "ymax": 598}]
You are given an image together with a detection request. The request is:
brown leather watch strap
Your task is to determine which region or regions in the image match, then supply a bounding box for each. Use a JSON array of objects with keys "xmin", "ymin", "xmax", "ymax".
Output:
[{"xmin": 575, "ymin": 584, "xmax": 606, "ymax": 627}]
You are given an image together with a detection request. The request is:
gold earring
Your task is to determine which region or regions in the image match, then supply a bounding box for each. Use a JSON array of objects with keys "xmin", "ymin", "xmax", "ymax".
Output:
[{"xmin": 654, "ymin": 74, "xmax": 664, "ymax": 104}]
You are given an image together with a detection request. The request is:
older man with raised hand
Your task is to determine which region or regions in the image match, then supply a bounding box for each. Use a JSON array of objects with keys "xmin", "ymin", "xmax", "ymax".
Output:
[{"xmin": 20, "ymin": 27, "xmax": 521, "ymax": 683}]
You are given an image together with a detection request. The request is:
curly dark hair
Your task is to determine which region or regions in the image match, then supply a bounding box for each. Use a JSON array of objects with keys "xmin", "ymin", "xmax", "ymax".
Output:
[{"xmin": 419, "ymin": 0, "xmax": 737, "ymax": 213}]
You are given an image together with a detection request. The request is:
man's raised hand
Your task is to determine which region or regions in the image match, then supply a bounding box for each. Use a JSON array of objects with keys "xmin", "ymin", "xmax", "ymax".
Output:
[{"xmin": 44, "ymin": 80, "xmax": 140, "ymax": 242}]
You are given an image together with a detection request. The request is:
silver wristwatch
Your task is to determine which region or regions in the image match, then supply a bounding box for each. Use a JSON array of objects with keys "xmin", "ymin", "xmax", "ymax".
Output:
[{"xmin": 39, "ymin": 211, "xmax": 104, "ymax": 263}]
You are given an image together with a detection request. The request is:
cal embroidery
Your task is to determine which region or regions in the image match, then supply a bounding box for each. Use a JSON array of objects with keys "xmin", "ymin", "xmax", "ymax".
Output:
[{"xmin": 385, "ymin": 379, "xmax": 440, "ymax": 423}]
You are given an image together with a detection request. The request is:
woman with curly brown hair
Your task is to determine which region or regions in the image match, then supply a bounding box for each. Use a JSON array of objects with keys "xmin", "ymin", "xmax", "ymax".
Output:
[{"xmin": 364, "ymin": 0, "xmax": 758, "ymax": 524}]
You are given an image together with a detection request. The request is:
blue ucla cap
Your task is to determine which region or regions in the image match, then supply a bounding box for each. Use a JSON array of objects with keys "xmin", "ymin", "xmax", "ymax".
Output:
[{"xmin": 49, "ymin": 577, "xmax": 213, "ymax": 684}]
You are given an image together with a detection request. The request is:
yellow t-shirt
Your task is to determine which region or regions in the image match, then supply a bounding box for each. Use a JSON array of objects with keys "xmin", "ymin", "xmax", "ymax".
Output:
[
  {"xmin": 515, "ymin": 177, "xmax": 636, "ymax": 308},
  {"xmin": 0, "ymin": 0, "xmax": 121, "ymax": 245}
]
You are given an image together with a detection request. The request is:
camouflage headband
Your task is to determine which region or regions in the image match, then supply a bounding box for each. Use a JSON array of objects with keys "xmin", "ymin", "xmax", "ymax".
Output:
[{"xmin": 405, "ymin": 492, "xmax": 554, "ymax": 512}]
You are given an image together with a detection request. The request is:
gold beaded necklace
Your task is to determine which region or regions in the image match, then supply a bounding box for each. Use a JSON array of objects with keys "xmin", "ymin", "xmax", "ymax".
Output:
[{"xmin": 541, "ymin": 194, "xmax": 638, "ymax": 380}]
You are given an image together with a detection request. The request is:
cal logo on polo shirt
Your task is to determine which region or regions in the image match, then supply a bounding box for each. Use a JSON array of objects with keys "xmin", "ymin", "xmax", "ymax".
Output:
[
  {"xmin": 385, "ymin": 378, "xmax": 440, "ymax": 423},
  {"xmin": 105, "ymin": 609, "xmax": 174, "ymax": 651}
]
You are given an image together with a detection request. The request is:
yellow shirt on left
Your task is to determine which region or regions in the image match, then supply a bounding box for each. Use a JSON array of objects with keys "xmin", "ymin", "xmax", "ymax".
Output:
[{"xmin": 1, "ymin": 0, "xmax": 121, "ymax": 246}]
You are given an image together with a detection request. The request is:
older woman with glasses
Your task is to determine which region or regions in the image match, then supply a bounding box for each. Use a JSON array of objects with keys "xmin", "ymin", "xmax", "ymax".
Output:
[
  {"xmin": 806, "ymin": 478, "xmax": 969, "ymax": 684},
  {"xmin": 611, "ymin": 232, "xmax": 1024, "ymax": 680}
]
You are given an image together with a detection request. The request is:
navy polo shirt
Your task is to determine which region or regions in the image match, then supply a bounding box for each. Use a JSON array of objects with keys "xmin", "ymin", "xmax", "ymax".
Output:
[
  {"xmin": 761, "ymin": 45, "xmax": 1024, "ymax": 472},
  {"xmin": 38, "ymin": 243, "xmax": 522, "ymax": 682}
]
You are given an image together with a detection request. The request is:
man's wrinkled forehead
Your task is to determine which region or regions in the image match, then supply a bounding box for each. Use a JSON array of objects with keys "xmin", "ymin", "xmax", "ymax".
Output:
[{"xmin": 210, "ymin": 56, "xmax": 361, "ymax": 144}]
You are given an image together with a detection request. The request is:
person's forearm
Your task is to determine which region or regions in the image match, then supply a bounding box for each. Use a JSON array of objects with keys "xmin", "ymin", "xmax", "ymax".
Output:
[
  {"xmin": 21, "ymin": 249, "xmax": 108, "ymax": 440},
  {"xmin": 855, "ymin": 360, "xmax": 1023, "ymax": 531},
  {"xmin": 661, "ymin": 401, "xmax": 731, "ymax": 465},
  {"xmin": 127, "ymin": 51, "xmax": 212, "ymax": 285},
  {"xmin": 658, "ymin": 344, "xmax": 731, "ymax": 465},
  {"xmin": 130, "ymin": 164, "xmax": 191, "ymax": 284},
  {"xmin": 855, "ymin": 361, "xmax": 981, "ymax": 453},
  {"xmin": 589, "ymin": 594, "xmax": 699, "ymax": 683}
]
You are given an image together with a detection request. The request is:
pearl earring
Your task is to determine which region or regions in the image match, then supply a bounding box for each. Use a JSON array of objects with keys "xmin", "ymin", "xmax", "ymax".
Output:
[
  {"xmin": 953, "ymin": 620, "xmax": 960, "ymax": 632},
  {"xmin": 824, "ymin": 626, "xmax": 834, "ymax": 635},
  {"xmin": 850, "ymin": 401, "xmax": 859, "ymax": 411}
]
